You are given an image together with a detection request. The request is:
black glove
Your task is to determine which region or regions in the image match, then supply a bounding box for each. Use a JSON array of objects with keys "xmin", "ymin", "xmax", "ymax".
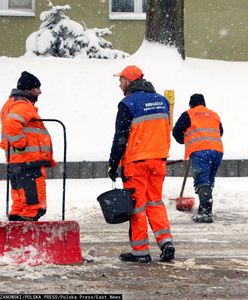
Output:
[
  {"xmin": 108, "ymin": 166, "xmax": 118, "ymax": 182},
  {"xmin": 13, "ymin": 146, "xmax": 26, "ymax": 153}
]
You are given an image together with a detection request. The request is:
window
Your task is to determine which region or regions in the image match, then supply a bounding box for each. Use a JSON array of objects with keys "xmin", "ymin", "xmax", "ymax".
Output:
[
  {"xmin": 0, "ymin": 0, "xmax": 35, "ymax": 16},
  {"xmin": 109, "ymin": 0, "xmax": 147, "ymax": 20}
]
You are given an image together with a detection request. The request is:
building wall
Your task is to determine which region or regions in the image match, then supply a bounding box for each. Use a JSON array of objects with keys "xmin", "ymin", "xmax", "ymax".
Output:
[
  {"xmin": 185, "ymin": 0, "xmax": 248, "ymax": 61},
  {"xmin": 0, "ymin": 0, "xmax": 145, "ymax": 57},
  {"xmin": 0, "ymin": 0, "xmax": 248, "ymax": 61}
]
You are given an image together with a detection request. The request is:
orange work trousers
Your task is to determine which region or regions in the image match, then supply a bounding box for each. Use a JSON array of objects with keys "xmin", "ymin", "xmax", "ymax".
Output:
[
  {"xmin": 9, "ymin": 166, "xmax": 47, "ymax": 219},
  {"xmin": 123, "ymin": 159, "xmax": 173, "ymax": 256}
]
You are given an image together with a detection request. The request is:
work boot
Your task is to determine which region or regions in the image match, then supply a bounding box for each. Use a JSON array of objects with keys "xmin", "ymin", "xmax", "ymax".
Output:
[
  {"xmin": 193, "ymin": 185, "xmax": 213, "ymax": 223},
  {"xmin": 192, "ymin": 212, "xmax": 213, "ymax": 223},
  {"xmin": 119, "ymin": 252, "xmax": 152, "ymax": 263},
  {"xmin": 18, "ymin": 216, "xmax": 39, "ymax": 221},
  {"xmin": 160, "ymin": 242, "xmax": 175, "ymax": 262},
  {"xmin": 8, "ymin": 214, "xmax": 23, "ymax": 221},
  {"xmin": 17, "ymin": 209, "xmax": 46, "ymax": 221}
]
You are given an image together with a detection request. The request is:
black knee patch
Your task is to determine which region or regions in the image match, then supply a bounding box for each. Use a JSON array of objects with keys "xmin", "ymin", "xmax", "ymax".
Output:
[
  {"xmin": 9, "ymin": 166, "xmax": 43, "ymax": 206},
  {"xmin": 23, "ymin": 168, "xmax": 42, "ymax": 205}
]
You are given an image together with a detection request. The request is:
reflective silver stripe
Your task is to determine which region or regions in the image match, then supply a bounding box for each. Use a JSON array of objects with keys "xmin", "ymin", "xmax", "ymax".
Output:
[
  {"xmin": 41, "ymin": 146, "xmax": 52, "ymax": 152},
  {"xmin": 6, "ymin": 113, "xmax": 26, "ymax": 125},
  {"xmin": 147, "ymin": 200, "xmax": 164, "ymax": 207},
  {"xmin": 23, "ymin": 127, "xmax": 49, "ymax": 135},
  {"xmin": 2, "ymin": 128, "xmax": 49, "ymax": 142},
  {"xmin": 9, "ymin": 146, "xmax": 38, "ymax": 155},
  {"xmin": 132, "ymin": 204, "xmax": 146, "ymax": 215},
  {"xmin": 159, "ymin": 238, "xmax": 173, "ymax": 248},
  {"xmin": 185, "ymin": 128, "xmax": 220, "ymax": 138},
  {"xmin": 131, "ymin": 250, "xmax": 150, "ymax": 256},
  {"xmin": 132, "ymin": 113, "xmax": 169, "ymax": 125},
  {"xmin": 154, "ymin": 228, "xmax": 171, "ymax": 238},
  {"xmin": 132, "ymin": 200, "xmax": 165, "ymax": 214},
  {"xmin": 185, "ymin": 136, "xmax": 222, "ymax": 147},
  {"xmin": 131, "ymin": 238, "xmax": 149, "ymax": 247},
  {"xmin": 8, "ymin": 145, "xmax": 52, "ymax": 155},
  {"xmin": 7, "ymin": 134, "xmax": 25, "ymax": 142}
]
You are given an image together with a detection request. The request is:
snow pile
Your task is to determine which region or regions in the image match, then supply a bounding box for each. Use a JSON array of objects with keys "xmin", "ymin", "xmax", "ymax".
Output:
[
  {"xmin": 0, "ymin": 41, "xmax": 248, "ymax": 162},
  {"xmin": 26, "ymin": 1, "xmax": 129, "ymax": 59}
]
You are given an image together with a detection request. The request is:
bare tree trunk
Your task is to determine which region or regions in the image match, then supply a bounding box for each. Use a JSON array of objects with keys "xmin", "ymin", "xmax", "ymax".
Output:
[{"xmin": 145, "ymin": 0, "xmax": 185, "ymax": 59}]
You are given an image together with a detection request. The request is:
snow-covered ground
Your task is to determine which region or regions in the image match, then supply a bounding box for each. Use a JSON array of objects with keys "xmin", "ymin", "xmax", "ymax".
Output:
[
  {"xmin": 0, "ymin": 176, "xmax": 247, "ymax": 228},
  {"xmin": 0, "ymin": 177, "xmax": 248, "ymax": 223},
  {"xmin": 0, "ymin": 177, "xmax": 247, "ymax": 297}
]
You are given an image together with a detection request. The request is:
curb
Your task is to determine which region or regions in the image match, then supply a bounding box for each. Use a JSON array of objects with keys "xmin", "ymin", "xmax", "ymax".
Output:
[{"xmin": 0, "ymin": 160, "xmax": 246, "ymax": 179}]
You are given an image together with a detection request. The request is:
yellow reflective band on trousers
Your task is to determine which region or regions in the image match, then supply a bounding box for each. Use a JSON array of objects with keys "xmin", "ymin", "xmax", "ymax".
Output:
[
  {"xmin": 147, "ymin": 200, "xmax": 164, "ymax": 207},
  {"xmin": 158, "ymin": 237, "xmax": 173, "ymax": 248},
  {"xmin": 131, "ymin": 238, "xmax": 149, "ymax": 247},
  {"xmin": 131, "ymin": 249, "xmax": 150, "ymax": 256},
  {"xmin": 154, "ymin": 228, "xmax": 171, "ymax": 238}
]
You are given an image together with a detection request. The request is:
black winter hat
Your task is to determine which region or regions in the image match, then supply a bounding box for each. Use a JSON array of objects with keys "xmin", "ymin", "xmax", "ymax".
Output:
[
  {"xmin": 17, "ymin": 71, "xmax": 41, "ymax": 91},
  {"xmin": 189, "ymin": 93, "xmax": 206, "ymax": 108}
]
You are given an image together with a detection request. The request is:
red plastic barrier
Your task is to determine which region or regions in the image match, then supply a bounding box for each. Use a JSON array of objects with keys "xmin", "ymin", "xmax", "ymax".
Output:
[{"xmin": 0, "ymin": 221, "xmax": 82, "ymax": 265}]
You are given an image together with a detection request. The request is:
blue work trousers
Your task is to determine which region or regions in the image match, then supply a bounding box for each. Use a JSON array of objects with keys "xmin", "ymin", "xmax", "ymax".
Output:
[{"xmin": 190, "ymin": 150, "xmax": 223, "ymax": 191}]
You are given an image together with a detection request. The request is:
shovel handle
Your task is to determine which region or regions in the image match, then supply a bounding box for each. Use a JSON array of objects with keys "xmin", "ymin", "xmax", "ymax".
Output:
[
  {"xmin": 6, "ymin": 120, "xmax": 67, "ymax": 221},
  {"xmin": 6, "ymin": 142, "xmax": 10, "ymax": 217},
  {"xmin": 179, "ymin": 159, "xmax": 191, "ymax": 198},
  {"xmin": 32, "ymin": 118, "xmax": 67, "ymax": 220}
]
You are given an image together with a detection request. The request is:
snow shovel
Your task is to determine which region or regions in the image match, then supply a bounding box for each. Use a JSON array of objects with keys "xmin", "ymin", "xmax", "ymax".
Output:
[
  {"xmin": 175, "ymin": 159, "xmax": 195, "ymax": 211},
  {"xmin": 3, "ymin": 119, "xmax": 83, "ymax": 265}
]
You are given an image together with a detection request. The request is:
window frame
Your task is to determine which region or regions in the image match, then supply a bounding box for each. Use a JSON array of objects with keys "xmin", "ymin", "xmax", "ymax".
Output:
[
  {"xmin": 0, "ymin": 0, "xmax": 35, "ymax": 17},
  {"xmin": 109, "ymin": 0, "xmax": 146, "ymax": 20}
]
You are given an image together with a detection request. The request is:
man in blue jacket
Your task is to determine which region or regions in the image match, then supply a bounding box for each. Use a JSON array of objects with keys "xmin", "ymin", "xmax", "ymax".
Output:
[{"xmin": 108, "ymin": 65, "xmax": 175, "ymax": 263}]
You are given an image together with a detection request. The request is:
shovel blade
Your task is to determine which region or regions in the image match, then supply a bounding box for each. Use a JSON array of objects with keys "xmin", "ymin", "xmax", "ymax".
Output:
[
  {"xmin": 0, "ymin": 221, "xmax": 82, "ymax": 265},
  {"xmin": 176, "ymin": 197, "xmax": 195, "ymax": 211}
]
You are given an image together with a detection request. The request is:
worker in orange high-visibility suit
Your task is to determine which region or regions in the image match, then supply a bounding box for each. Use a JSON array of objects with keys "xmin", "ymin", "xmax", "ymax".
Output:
[
  {"xmin": 173, "ymin": 94, "xmax": 223, "ymax": 223},
  {"xmin": 108, "ymin": 65, "xmax": 175, "ymax": 263},
  {"xmin": 0, "ymin": 71, "xmax": 56, "ymax": 221}
]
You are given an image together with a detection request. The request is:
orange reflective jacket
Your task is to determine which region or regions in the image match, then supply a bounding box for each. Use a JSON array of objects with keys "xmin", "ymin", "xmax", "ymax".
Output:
[
  {"xmin": 120, "ymin": 91, "xmax": 171, "ymax": 166},
  {"xmin": 184, "ymin": 105, "xmax": 223, "ymax": 159},
  {"xmin": 1, "ymin": 91, "xmax": 56, "ymax": 166}
]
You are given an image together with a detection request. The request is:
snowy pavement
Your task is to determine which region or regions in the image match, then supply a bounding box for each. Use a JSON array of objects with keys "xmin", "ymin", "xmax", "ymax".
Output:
[{"xmin": 0, "ymin": 178, "xmax": 247, "ymax": 299}]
